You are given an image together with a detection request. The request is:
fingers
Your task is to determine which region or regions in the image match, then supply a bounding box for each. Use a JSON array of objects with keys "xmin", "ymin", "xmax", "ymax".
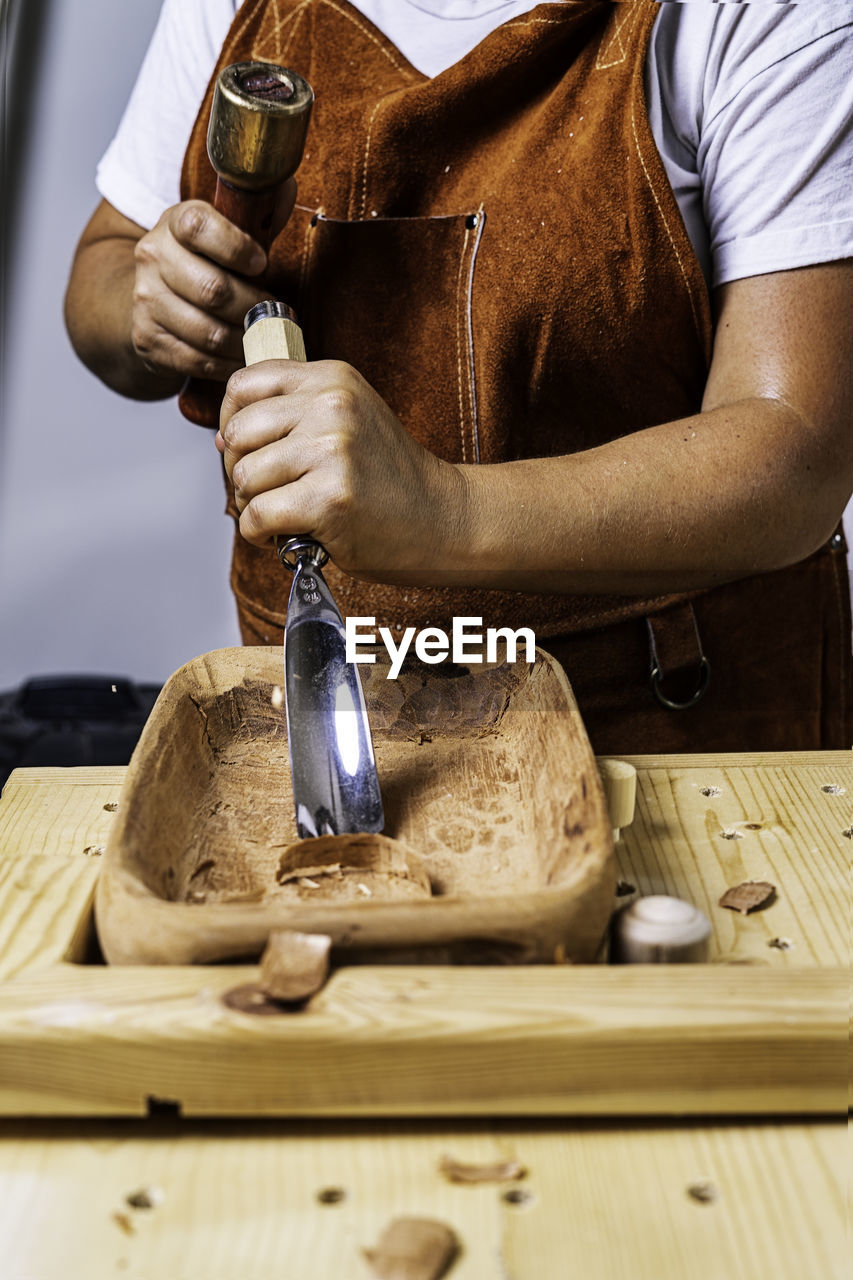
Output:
[
  {"xmin": 214, "ymin": 358, "xmax": 441, "ymax": 571},
  {"xmin": 221, "ymin": 388, "xmax": 342, "ymax": 542},
  {"xmin": 168, "ymin": 201, "xmax": 267, "ymax": 278},
  {"xmin": 130, "ymin": 199, "xmax": 272, "ymax": 381},
  {"xmin": 230, "ymin": 433, "xmax": 304, "ymax": 512},
  {"xmin": 131, "ymin": 286, "xmax": 244, "ymax": 380},
  {"xmin": 238, "ymin": 479, "xmax": 322, "ymax": 548},
  {"xmin": 219, "ymin": 360, "xmax": 317, "ymax": 439},
  {"xmin": 220, "ymin": 392, "xmax": 324, "ymax": 498}
]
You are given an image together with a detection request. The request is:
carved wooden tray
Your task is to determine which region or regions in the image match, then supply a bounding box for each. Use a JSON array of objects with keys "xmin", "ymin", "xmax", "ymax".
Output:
[{"xmin": 95, "ymin": 647, "xmax": 615, "ymax": 966}]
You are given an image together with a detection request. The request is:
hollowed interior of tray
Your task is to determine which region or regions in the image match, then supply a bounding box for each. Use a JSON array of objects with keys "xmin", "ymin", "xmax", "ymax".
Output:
[{"xmin": 128, "ymin": 657, "xmax": 585, "ymax": 907}]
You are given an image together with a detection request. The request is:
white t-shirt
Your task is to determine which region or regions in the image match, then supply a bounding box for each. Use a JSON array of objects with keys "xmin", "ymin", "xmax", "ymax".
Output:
[{"xmin": 96, "ymin": 0, "xmax": 853, "ymax": 289}]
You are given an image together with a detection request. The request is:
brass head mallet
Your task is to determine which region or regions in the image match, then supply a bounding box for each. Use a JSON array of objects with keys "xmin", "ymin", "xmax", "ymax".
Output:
[{"xmin": 179, "ymin": 61, "xmax": 313, "ymax": 427}]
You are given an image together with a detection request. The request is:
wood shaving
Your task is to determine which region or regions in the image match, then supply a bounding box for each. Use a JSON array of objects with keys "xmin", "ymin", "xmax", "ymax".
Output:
[
  {"xmin": 125, "ymin": 1186, "xmax": 164, "ymax": 1210},
  {"xmin": 687, "ymin": 1181, "xmax": 719, "ymax": 1205},
  {"xmin": 275, "ymin": 844, "xmax": 432, "ymax": 904},
  {"xmin": 439, "ymin": 1154, "xmax": 526, "ymax": 1185},
  {"xmin": 111, "ymin": 1211, "xmax": 136, "ymax": 1237},
  {"xmin": 278, "ymin": 861, "xmax": 344, "ymax": 884},
  {"xmin": 259, "ymin": 929, "xmax": 331, "ymax": 1001},
  {"xmin": 718, "ymin": 881, "xmax": 776, "ymax": 915},
  {"xmin": 270, "ymin": 685, "xmax": 284, "ymax": 710},
  {"xmin": 363, "ymin": 1217, "xmax": 458, "ymax": 1280}
]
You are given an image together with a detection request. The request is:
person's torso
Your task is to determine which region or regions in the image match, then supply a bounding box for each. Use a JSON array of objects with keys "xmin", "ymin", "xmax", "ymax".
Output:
[{"xmin": 183, "ymin": 0, "xmax": 711, "ymax": 637}]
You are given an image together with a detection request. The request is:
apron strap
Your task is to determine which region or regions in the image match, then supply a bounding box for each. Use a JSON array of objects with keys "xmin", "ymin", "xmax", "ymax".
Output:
[{"xmin": 646, "ymin": 602, "xmax": 711, "ymax": 710}]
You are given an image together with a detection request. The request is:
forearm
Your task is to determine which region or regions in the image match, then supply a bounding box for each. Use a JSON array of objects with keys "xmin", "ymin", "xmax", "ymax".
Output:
[
  {"xmin": 220, "ymin": 264, "xmax": 852, "ymax": 590},
  {"xmin": 64, "ymin": 236, "xmax": 182, "ymax": 401},
  {"xmin": 448, "ymin": 396, "xmax": 847, "ymax": 596}
]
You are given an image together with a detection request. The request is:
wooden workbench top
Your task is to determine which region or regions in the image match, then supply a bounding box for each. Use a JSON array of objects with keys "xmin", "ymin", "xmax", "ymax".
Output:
[{"xmin": 0, "ymin": 755, "xmax": 848, "ymax": 1279}]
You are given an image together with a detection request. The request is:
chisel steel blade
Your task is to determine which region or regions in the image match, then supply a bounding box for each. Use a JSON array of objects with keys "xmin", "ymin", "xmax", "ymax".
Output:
[{"xmin": 284, "ymin": 557, "xmax": 384, "ymax": 838}]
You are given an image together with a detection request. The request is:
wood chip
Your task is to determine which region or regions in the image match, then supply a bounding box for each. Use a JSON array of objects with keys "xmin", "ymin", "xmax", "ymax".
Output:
[
  {"xmin": 687, "ymin": 1180, "xmax": 719, "ymax": 1205},
  {"xmin": 718, "ymin": 881, "xmax": 776, "ymax": 914},
  {"xmin": 259, "ymin": 929, "xmax": 331, "ymax": 1001},
  {"xmin": 439, "ymin": 1154, "xmax": 526, "ymax": 1185},
  {"xmin": 125, "ymin": 1186, "xmax": 164, "ymax": 1210},
  {"xmin": 275, "ymin": 835, "xmax": 432, "ymax": 904},
  {"xmin": 363, "ymin": 1217, "xmax": 458, "ymax": 1280}
]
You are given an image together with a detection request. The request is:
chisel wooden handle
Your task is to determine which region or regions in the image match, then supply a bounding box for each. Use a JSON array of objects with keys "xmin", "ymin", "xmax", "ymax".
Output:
[
  {"xmin": 178, "ymin": 61, "xmax": 313, "ymax": 427},
  {"xmin": 242, "ymin": 300, "xmax": 326, "ymax": 572},
  {"xmin": 242, "ymin": 300, "xmax": 306, "ymax": 366}
]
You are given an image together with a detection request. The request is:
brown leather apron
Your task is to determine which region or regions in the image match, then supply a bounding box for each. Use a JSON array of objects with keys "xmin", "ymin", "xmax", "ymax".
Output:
[{"xmin": 181, "ymin": 0, "xmax": 851, "ymax": 752}]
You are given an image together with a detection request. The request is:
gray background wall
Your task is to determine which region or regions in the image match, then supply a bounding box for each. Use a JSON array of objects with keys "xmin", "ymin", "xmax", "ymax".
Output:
[
  {"xmin": 0, "ymin": 0, "xmax": 241, "ymax": 691},
  {"xmin": 0, "ymin": 0, "xmax": 850, "ymax": 693}
]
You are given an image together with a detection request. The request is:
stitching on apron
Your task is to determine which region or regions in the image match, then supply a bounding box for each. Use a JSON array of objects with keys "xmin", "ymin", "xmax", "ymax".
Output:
[
  {"xmin": 455, "ymin": 221, "xmax": 473, "ymax": 463},
  {"xmin": 234, "ymin": 0, "xmax": 272, "ymax": 55},
  {"xmin": 279, "ymin": 0, "xmax": 310, "ymax": 62},
  {"xmin": 505, "ymin": 18, "xmax": 569, "ymax": 28},
  {"xmin": 297, "ymin": 206, "xmax": 320, "ymax": 302},
  {"xmin": 595, "ymin": 2, "xmax": 643, "ymax": 71},
  {"xmin": 630, "ymin": 101, "xmax": 704, "ymax": 344},
  {"xmin": 321, "ymin": 0, "xmax": 420, "ymax": 79},
  {"xmin": 250, "ymin": 0, "xmax": 311, "ymax": 62},
  {"xmin": 357, "ymin": 98, "xmax": 386, "ymax": 219},
  {"xmin": 463, "ymin": 207, "xmax": 486, "ymax": 464}
]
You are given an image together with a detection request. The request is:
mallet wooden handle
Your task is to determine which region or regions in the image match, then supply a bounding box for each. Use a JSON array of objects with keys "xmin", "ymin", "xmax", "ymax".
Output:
[
  {"xmin": 177, "ymin": 179, "xmax": 281, "ymax": 427},
  {"xmin": 178, "ymin": 61, "xmax": 313, "ymax": 428}
]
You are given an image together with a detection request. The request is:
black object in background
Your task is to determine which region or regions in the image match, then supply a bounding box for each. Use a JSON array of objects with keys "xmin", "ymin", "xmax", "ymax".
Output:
[{"xmin": 0, "ymin": 675, "xmax": 161, "ymax": 788}]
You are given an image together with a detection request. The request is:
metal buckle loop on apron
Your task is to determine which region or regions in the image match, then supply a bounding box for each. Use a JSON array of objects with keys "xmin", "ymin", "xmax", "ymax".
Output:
[{"xmin": 646, "ymin": 603, "xmax": 711, "ymax": 711}]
